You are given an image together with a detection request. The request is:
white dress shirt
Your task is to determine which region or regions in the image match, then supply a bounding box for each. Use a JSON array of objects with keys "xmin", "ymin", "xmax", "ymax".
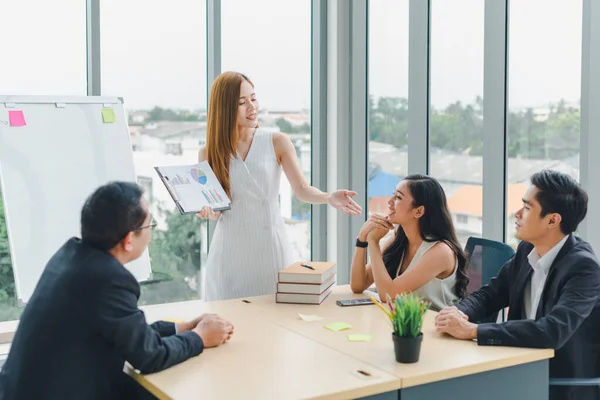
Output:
[{"xmin": 523, "ymin": 235, "xmax": 569, "ymax": 320}]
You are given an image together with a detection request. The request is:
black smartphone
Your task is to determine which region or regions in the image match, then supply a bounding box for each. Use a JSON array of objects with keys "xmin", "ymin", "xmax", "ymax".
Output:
[{"xmin": 336, "ymin": 298, "xmax": 374, "ymax": 307}]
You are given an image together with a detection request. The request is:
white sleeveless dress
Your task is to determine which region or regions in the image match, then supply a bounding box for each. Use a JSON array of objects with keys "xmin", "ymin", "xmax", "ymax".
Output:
[
  {"xmin": 396, "ymin": 240, "xmax": 459, "ymax": 311},
  {"xmin": 204, "ymin": 131, "xmax": 295, "ymax": 301}
]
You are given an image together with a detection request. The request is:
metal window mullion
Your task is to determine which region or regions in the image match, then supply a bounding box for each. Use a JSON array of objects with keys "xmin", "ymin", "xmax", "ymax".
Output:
[
  {"xmin": 86, "ymin": 0, "xmax": 101, "ymax": 96},
  {"xmin": 408, "ymin": 0, "xmax": 430, "ymax": 175},
  {"xmin": 331, "ymin": 0, "xmax": 368, "ymax": 284},
  {"xmin": 311, "ymin": 0, "xmax": 328, "ymax": 262},
  {"xmin": 350, "ymin": 0, "xmax": 368, "ymax": 251},
  {"xmin": 482, "ymin": 0, "xmax": 509, "ymax": 242},
  {"xmin": 579, "ymin": 0, "xmax": 600, "ymax": 249},
  {"xmin": 206, "ymin": 0, "xmax": 221, "ymax": 243}
]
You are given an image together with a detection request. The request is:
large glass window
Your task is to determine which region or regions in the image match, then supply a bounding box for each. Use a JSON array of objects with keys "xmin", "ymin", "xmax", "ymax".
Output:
[
  {"xmin": 0, "ymin": 1, "xmax": 87, "ymax": 96},
  {"xmin": 0, "ymin": 1, "xmax": 87, "ymax": 322},
  {"xmin": 506, "ymin": 0, "xmax": 582, "ymax": 246},
  {"xmin": 221, "ymin": 0, "xmax": 311, "ymax": 261},
  {"xmin": 0, "ymin": 187, "xmax": 19, "ymax": 322},
  {"xmin": 102, "ymin": 0, "xmax": 208, "ymax": 303},
  {"xmin": 368, "ymin": 0, "xmax": 409, "ymax": 244},
  {"xmin": 430, "ymin": 0, "xmax": 485, "ymax": 248}
]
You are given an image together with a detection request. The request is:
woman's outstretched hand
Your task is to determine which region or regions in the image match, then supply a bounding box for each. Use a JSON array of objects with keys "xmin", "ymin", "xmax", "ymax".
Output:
[{"xmin": 328, "ymin": 190, "xmax": 362, "ymax": 215}]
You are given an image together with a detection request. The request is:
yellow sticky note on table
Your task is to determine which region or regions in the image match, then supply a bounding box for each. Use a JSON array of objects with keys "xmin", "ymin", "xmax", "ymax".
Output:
[
  {"xmin": 348, "ymin": 334, "xmax": 372, "ymax": 342},
  {"xmin": 102, "ymin": 108, "xmax": 116, "ymax": 123},
  {"xmin": 163, "ymin": 318, "xmax": 184, "ymax": 323},
  {"xmin": 325, "ymin": 322, "xmax": 352, "ymax": 332},
  {"xmin": 298, "ymin": 313, "xmax": 324, "ymax": 322}
]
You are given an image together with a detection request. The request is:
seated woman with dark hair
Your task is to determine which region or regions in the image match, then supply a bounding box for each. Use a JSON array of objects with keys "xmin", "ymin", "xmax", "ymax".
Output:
[{"xmin": 350, "ymin": 174, "xmax": 469, "ymax": 311}]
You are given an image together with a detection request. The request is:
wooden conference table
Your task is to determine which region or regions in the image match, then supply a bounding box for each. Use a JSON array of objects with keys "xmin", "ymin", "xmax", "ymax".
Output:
[{"xmin": 126, "ymin": 285, "xmax": 554, "ymax": 400}]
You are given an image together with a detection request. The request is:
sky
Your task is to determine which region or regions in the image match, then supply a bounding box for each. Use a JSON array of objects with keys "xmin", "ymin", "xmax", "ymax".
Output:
[{"xmin": 0, "ymin": 0, "xmax": 583, "ymax": 111}]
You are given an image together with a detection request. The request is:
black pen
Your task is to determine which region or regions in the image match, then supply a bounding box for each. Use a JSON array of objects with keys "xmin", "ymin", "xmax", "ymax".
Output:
[{"xmin": 301, "ymin": 263, "xmax": 315, "ymax": 270}]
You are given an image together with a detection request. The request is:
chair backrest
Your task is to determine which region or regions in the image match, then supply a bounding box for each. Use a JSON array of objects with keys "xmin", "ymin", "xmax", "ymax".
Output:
[
  {"xmin": 550, "ymin": 302, "xmax": 600, "ymax": 386},
  {"xmin": 464, "ymin": 237, "xmax": 516, "ymax": 294}
]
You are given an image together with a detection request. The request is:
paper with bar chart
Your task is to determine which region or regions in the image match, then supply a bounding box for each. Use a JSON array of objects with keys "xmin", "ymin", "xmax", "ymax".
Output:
[{"xmin": 154, "ymin": 161, "xmax": 231, "ymax": 214}]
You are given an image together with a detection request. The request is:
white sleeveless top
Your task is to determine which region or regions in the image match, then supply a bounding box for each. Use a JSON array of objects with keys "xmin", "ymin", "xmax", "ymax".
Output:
[
  {"xmin": 396, "ymin": 240, "xmax": 459, "ymax": 311},
  {"xmin": 203, "ymin": 131, "xmax": 295, "ymax": 301}
]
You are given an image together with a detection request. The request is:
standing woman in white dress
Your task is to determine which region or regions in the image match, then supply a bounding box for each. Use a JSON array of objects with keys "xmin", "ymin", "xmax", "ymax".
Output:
[{"xmin": 198, "ymin": 71, "xmax": 362, "ymax": 301}]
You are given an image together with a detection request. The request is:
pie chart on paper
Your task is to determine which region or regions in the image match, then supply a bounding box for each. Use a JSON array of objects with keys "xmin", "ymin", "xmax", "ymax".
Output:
[{"xmin": 190, "ymin": 168, "xmax": 208, "ymax": 185}]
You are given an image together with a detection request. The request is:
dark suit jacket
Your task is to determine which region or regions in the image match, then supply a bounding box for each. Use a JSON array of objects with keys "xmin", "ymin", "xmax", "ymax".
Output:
[
  {"xmin": 0, "ymin": 238, "xmax": 204, "ymax": 400},
  {"xmin": 457, "ymin": 234, "xmax": 600, "ymax": 400}
]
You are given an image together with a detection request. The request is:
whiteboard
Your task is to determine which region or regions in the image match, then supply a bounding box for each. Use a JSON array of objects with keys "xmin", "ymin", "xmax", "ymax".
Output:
[{"xmin": 0, "ymin": 96, "xmax": 152, "ymax": 303}]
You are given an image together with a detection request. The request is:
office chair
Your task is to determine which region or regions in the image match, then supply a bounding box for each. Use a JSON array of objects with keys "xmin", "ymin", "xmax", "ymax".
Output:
[
  {"xmin": 549, "ymin": 303, "xmax": 600, "ymax": 393},
  {"xmin": 464, "ymin": 237, "xmax": 516, "ymax": 322}
]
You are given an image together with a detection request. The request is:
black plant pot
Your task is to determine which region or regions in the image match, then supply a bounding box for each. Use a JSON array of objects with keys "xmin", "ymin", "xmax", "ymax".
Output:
[{"xmin": 392, "ymin": 332, "xmax": 423, "ymax": 363}]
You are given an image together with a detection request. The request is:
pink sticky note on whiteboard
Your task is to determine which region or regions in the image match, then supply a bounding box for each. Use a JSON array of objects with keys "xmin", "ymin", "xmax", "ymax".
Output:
[{"xmin": 8, "ymin": 111, "xmax": 26, "ymax": 127}]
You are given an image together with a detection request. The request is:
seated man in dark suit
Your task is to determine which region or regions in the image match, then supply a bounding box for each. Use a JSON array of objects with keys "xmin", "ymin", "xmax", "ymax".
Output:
[
  {"xmin": 435, "ymin": 170, "xmax": 600, "ymax": 400},
  {"xmin": 0, "ymin": 181, "xmax": 234, "ymax": 400}
]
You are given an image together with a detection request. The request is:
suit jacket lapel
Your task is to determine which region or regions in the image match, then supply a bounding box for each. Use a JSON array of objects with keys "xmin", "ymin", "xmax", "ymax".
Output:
[
  {"xmin": 546, "ymin": 234, "xmax": 575, "ymax": 277},
  {"xmin": 534, "ymin": 234, "xmax": 576, "ymax": 319},
  {"xmin": 509, "ymin": 263, "xmax": 533, "ymax": 320}
]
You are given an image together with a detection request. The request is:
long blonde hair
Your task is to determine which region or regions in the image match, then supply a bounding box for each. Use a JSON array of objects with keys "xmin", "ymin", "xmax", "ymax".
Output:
[{"xmin": 206, "ymin": 71, "xmax": 254, "ymax": 199}]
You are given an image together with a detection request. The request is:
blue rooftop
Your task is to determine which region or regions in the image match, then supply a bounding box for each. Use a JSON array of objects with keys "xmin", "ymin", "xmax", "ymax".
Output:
[{"xmin": 368, "ymin": 171, "xmax": 403, "ymax": 198}]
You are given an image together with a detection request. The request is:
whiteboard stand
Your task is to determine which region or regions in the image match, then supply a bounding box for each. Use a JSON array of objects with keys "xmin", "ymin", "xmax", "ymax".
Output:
[{"xmin": 0, "ymin": 96, "xmax": 152, "ymax": 304}]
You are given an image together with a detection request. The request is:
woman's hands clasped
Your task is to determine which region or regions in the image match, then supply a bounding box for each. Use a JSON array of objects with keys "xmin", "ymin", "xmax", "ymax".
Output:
[{"xmin": 358, "ymin": 214, "xmax": 394, "ymax": 242}]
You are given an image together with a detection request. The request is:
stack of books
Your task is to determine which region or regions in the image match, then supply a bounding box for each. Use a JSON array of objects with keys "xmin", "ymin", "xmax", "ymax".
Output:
[{"xmin": 276, "ymin": 261, "xmax": 336, "ymax": 304}]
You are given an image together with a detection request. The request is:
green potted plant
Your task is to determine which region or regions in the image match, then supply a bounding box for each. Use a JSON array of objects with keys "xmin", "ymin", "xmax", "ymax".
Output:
[{"xmin": 373, "ymin": 293, "xmax": 430, "ymax": 363}]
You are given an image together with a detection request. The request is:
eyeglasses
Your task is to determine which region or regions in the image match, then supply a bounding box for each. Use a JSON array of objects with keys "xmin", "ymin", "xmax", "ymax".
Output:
[
  {"xmin": 134, "ymin": 217, "xmax": 158, "ymax": 232},
  {"xmin": 115, "ymin": 216, "xmax": 157, "ymax": 245},
  {"xmin": 135, "ymin": 221, "xmax": 157, "ymax": 231}
]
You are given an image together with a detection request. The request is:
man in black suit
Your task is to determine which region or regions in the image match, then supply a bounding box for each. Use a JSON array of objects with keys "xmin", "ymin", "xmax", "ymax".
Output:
[
  {"xmin": 435, "ymin": 170, "xmax": 600, "ymax": 400},
  {"xmin": 0, "ymin": 181, "xmax": 234, "ymax": 400}
]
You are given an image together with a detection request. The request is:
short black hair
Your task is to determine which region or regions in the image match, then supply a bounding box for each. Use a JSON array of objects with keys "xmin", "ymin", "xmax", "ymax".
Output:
[
  {"xmin": 81, "ymin": 181, "xmax": 147, "ymax": 251},
  {"xmin": 531, "ymin": 170, "xmax": 588, "ymax": 235}
]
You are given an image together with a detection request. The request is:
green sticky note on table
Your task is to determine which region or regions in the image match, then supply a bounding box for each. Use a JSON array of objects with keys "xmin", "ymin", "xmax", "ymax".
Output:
[
  {"xmin": 325, "ymin": 322, "xmax": 352, "ymax": 332},
  {"xmin": 348, "ymin": 334, "xmax": 372, "ymax": 342},
  {"xmin": 102, "ymin": 108, "xmax": 116, "ymax": 123}
]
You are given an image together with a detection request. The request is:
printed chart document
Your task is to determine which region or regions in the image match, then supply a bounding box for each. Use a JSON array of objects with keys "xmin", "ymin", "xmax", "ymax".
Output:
[{"xmin": 154, "ymin": 161, "xmax": 231, "ymax": 214}]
